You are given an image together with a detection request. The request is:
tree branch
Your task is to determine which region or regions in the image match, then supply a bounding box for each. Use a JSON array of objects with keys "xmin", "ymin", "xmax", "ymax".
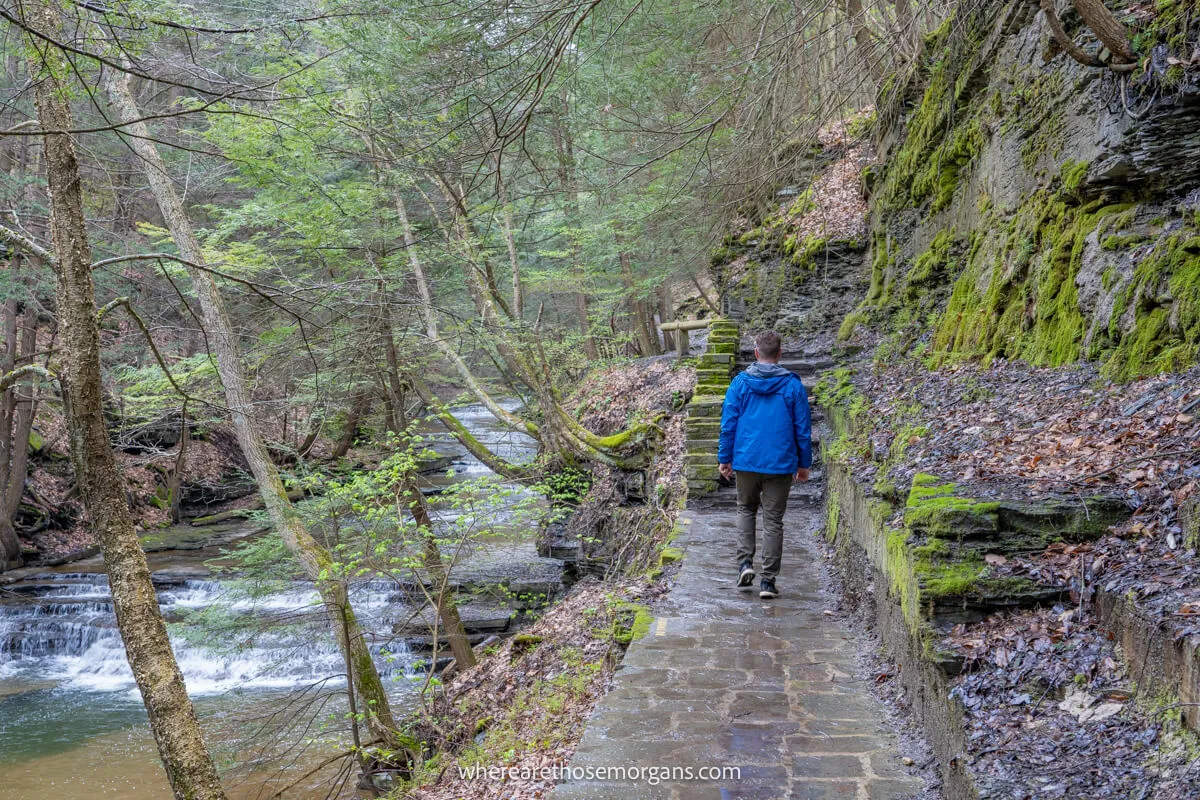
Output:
[
  {"xmin": 0, "ymin": 364, "xmax": 55, "ymax": 395},
  {"xmin": 0, "ymin": 223, "xmax": 55, "ymax": 264}
]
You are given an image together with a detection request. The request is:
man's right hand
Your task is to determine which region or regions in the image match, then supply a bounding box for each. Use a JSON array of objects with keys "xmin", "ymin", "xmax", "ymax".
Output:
[
  {"xmin": 719, "ymin": 463, "xmax": 734, "ymax": 481},
  {"xmin": 794, "ymin": 468, "xmax": 810, "ymax": 483}
]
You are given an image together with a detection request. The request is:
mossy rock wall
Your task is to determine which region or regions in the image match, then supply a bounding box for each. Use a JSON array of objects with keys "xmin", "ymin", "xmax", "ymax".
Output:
[
  {"xmin": 857, "ymin": 0, "xmax": 1200, "ymax": 379},
  {"xmin": 825, "ymin": 442, "xmax": 981, "ymax": 800},
  {"xmin": 824, "ymin": 404, "xmax": 1129, "ymax": 638}
]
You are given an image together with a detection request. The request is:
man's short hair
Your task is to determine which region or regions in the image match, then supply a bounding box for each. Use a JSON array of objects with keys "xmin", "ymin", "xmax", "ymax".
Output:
[{"xmin": 755, "ymin": 330, "xmax": 782, "ymax": 359}]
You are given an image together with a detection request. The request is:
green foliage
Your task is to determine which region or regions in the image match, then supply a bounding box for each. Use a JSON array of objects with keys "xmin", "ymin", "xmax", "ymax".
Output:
[
  {"xmin": 536, "ymin": 466, "xmax": 593, "ymax": 507},
  {"xmin": 109, "ymin": 354, "xmax": 222, "ymax": 429}
]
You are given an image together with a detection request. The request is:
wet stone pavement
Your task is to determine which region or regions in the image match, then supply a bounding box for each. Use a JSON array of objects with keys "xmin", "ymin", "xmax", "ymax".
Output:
[{"xmin": 553, "ymin": 483, "xmax": 927, "ymax": 800}]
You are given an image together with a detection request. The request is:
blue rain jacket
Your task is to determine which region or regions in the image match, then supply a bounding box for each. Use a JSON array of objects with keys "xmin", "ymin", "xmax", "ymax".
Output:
[{"xmin": 717, "ymin": 363, "xmax": 812, "ymax": 475}]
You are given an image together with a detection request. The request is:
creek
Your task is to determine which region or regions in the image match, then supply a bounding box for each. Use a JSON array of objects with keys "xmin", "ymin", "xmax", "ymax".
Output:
[{"xmin": 0, "ymin": 402, "xmax": 542, "ymax": 799}]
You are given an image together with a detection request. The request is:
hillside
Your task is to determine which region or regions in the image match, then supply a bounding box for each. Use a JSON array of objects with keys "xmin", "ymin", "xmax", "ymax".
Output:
[{"xmin": 710, "ymin": 1, "xmax": 1200, "ymax": 795}]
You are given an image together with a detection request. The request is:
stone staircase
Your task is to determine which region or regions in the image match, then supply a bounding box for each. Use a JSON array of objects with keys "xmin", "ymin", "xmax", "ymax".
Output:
[
  {"xmin": 685, "ymin": 321, "xmax": 832, "ymax": 497},
  {"xmin": 683, "ymin": 320, "xmax": 740, "ymax": 496}
]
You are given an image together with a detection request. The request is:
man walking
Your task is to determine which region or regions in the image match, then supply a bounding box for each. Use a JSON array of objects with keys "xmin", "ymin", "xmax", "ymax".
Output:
[{"xmin": 717, "ymin": 330, "xmax": 812, "ymax": 599}]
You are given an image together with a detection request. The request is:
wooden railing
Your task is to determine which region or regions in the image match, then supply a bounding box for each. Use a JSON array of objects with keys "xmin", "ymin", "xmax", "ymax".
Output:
[{"xmin": 658, "ymin": 319, "xmax": 716, "ymax": 358}]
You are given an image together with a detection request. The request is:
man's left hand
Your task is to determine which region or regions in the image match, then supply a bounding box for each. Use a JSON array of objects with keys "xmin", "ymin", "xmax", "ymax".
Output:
[
  {"xmin": 719, "ymin": 463, "xmax": 734, "ymax": 481},
  {"xmin": 794, "ymin": 468, "xmax": 810, "ymax": 483}
]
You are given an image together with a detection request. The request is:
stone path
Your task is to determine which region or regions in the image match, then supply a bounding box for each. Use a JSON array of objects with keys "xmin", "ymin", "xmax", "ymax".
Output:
[{"xmin": 553, "ymin": 483, "xmax": 927, "ymax": 800}]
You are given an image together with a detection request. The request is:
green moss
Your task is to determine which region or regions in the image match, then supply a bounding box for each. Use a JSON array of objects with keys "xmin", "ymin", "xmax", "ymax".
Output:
[
  {"xmin": 1059, "ymin": 158, "xmax": 1089, "ymax": 194},
  {"xmin": 837, "ymin": 310, "xmax": 866, "ymax": 341},
  {"xmin": 903, "ymin": 473, "xmax": 1000, "ymax": 535},
  {"xmin": 885, "ymin": 528, "xmax": 923, "ymax": 631},
  {"xmin": 905, "ymin": 229, "xmax": 958, "ymax": 298},
  {"xmin": 512, "ymin": 633, "xmax": 544, "ymax": 647},
  {"xmin": 658, "ymin": 546, "xmax": 683, "ymax": 566},
  {"xmin": 860, "ymin": 231, "xmax": 895, "ymax": 311},
  {"xmin": 1105, "ymin": 229, "xmax": 1200, "ymax": 379},
  {"xmin": 846, "ymin": 108, "xmax": 877, "ymax": 140},
  {"xmin": 912, "ymin": 117, "xmax": 987, "ymax": 212},
  {"xmin": 923, "ymin": 561, "xmax": 984, "ymax": 598},
  {"xmin": 710, "ymin": 246, "xmax": 736, "ymax": 268},
  {"xmin": 810, "ymin": 367, "xmax": 856, "ymax": 407},
  {"xmin": 873, "ymin": 422, "xmax": 928, "ymax": 501},
  {"xmin": 610, "ymin": 601, "xmax": 653, "ymax": 645},
  {"xmin": 875, "ymin": 10, "xmax": 995, "ymax": 216},
  {"xmin": 825, "ymin": 486, "xmax": 841, "ymax": 541},
  {"xmin": 928, "ymin": 195, "xmax": 1138, "ymax": 369}
]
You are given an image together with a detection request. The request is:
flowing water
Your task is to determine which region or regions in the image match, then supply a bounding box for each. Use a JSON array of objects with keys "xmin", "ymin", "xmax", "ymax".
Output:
[{"xmin": 0, "ymin": 402, "xmax": 542, "ymax": 799}]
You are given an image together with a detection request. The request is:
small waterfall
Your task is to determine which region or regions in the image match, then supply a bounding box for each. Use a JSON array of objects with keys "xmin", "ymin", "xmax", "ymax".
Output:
[{"xmin": 0, "ymin": 573, "xmax": 412, "ymax": 697}]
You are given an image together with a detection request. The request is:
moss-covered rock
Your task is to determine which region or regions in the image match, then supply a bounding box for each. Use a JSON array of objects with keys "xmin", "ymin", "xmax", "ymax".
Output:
[{"xmin": 904, "ymin": 474, "xmax": 1000, "ymax": 537}]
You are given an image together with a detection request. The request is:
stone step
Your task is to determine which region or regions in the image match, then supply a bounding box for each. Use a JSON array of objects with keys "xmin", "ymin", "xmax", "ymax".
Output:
[
  {"xmin": 685, "ymin": 464, "xmax": 720, "ymax": 481},
  {"xmin": 394, "ymin": 602, "xmax": 518, "ymax": 638},
  {"xmin": 696, "ymin": 352, "xmax": 733, "ymax": 365},
  {"xmin": 687, "ymin": 398, "xmax": 725, "ymax": 416},
  {"xmin": 735, "ymin": 355, "xmax": 835, "ymax": 374}
]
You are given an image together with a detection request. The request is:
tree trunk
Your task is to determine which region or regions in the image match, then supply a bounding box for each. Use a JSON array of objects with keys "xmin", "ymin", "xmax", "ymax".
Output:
[
  {"xmin": 657, "ymin": 284, "xmax": 674, "ymax": 351},
  {"xmin": 395, "ymin": 190, "xmax": 535, "ymax": 436},
  {"xmin": 25, "ymin": 6, "xmax": 226, "ymax": 797},
  {"xmin": 1070, "ymin": 0, "xmax": 1134, "ymax": 62},
  {"xmin": 377, "ymin": 281, "xmax": 409, "ymax": 432},
  {"xmin": 891, "ymin": 0, "xmax": 916, "ymax": 58},
  {"xmin": 5, "ymin": 303, "xmax": 37, "ymax": 522},
  {"xmin": 0, "ymin": 284, "xmax": 19, "ymax": 566},
  {"xmin": 1040, "ymin": 0, "xmax": 1104, "ymax": 67},
  {"xmin": 167, "ymin": 405, "xmax": 188, "ymax": 523},
  {"xmin": 494, "ymin": 160, "xmax": 524, "ymax": 321},
  {"xmin": 416, "ymin": 178, "xmax": 661, "ymax": 471},
  {"xmin": 844, "ymin": 0, "xmax": 885, "ymax": 82},
  {"xmin": 104, "ymin": 67, "xmax": 402, "ymax": 750},
  {"xmin": 619, "ymin": 252, "xmax": 659, "ymax": 356},
  {"xmin": 332, "ymin": 389, "xmax": 370, "ymax": 459},
  {"xmin": 549, "ymin": 96, "xmax": 597, "ymax": 359},
  {"xmin": 405, "ymin": 485, "xmax": 476, "ymax": 670}
]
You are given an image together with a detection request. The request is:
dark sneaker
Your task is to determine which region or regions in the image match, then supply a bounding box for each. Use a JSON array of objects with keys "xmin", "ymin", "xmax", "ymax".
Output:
[
  {"xmin": 737, "ymin": 561, "xmax": 756, "ymax": 589},
  {"xmin": 759, "ymin": 578, "xmax": 779, "ymax": 599}
]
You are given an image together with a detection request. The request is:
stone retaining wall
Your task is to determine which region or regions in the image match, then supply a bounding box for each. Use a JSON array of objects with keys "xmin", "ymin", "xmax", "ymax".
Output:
[{"xmin": 825, "ymin": 455, "xmax": 981, "ymax": 800}]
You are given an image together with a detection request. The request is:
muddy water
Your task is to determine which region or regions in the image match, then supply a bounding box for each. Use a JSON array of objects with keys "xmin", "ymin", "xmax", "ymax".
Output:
[{"xmin": 0, "ymin": 689, "xmax": 348, "ymax": 799}]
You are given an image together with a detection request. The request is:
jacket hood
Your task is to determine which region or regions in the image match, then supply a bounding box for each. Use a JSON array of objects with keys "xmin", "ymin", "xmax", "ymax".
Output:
[{"xmin": 743, "ymin": 362, "xmax": 795, "ymax": 394}]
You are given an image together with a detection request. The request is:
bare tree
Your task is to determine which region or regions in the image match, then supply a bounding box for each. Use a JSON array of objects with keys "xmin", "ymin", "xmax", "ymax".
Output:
[
  {"xmin": 103, "ymin": 65, "xmax": 404, "ymax": 752},
  {"xmin": 19, "ymin": 3, "xmax": 226, "ymax": 797}
]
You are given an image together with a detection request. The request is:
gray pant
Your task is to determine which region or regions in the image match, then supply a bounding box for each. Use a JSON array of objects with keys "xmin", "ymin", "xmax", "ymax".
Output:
[{"xmin": 735, "ymin": 471, "xmax": 792, "ymax": 578}]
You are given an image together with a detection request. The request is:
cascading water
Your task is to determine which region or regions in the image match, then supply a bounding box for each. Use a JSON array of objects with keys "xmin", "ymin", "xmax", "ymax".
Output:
[
  {"xmin": 0, "ymin": 574, "xmax": 411, "ymax": 696},
  {"xmin": 0, "ymin": 402, "xmax": 544, "ymax": 799}
]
